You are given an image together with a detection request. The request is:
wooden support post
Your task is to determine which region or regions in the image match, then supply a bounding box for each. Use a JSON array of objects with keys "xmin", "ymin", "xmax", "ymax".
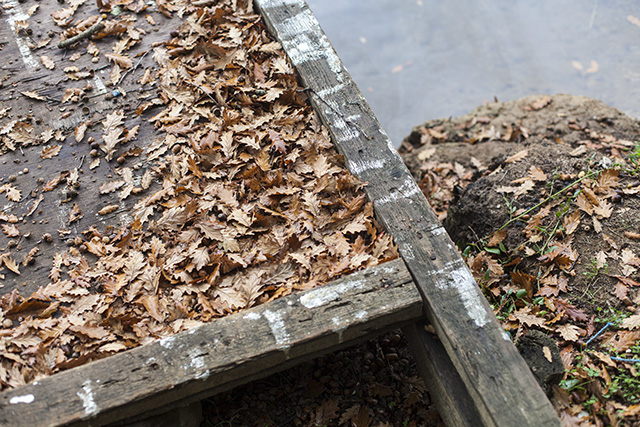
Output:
[{"xmin": 254, "ymin": 1, "xmax": 561, "ymax": 425}]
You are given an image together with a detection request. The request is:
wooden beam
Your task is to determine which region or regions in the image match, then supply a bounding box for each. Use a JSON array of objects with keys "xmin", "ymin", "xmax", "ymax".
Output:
[
  {"xmin": 254, "ymin": 1, "xmax": 561, "ymax": 425},
  {"xmin": 403, "ymin": 321, "xmax": 482, "ymax": 427},
  {"xmin": 0, "ymin": 259, "xmax": 422, "ymax": 427}
]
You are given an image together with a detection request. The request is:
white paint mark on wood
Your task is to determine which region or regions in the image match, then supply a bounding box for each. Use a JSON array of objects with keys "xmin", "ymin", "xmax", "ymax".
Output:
[
  {"xmin": 331, "ymin": 317, "xmax": 346, "ymax": 342},
  {"xmin": 9, "ymin": 394, "xmax": 34, "ymax": 404},
  {"xmin": 77, "ymin": 380, "xmax": 99, "ymax": 418},
  {"xmin": 188, "ymin": 349, "xmax": 210, "ymax": 380},
  {"xmin": 263, "ymin": 309, "xmax": 291, "ymax": 349},
  {"xmin": 1, "ymin": 0, "xmax": 39, "ymax": 70},
  {"xmin": 299, "ymin": 279, "xmax": 366, "ymax": 308},
  {"xmin": 159, "ymin": 335, "xmax": 175, "ymax": 349},
  {"xmin": 430, "ymin": 227, "xmax": 448, "ymax": 237},
  {"xmin": 243, "ymin": 312, "xmax": 261, "ymax": 320},
  {"xmin": 349, "ymin": 159, "xmax": 385, "ymax": 175},
  {"xmin": 375, "ymin": 178, "xmax": 421, "ymax": 206},
  {"xmin": 432, "ymin": 260, "xmax": 490, "ymax": 328},
  {"xmin": 271, "ymin": 5, "xmax": 343, "ymax": 76},
  {"xmin": 92, "ymin": 75, "xmax": 108, "ymax": 95},
  {"xmin": 315, "ymin": 83, "xmax": 346, "ymax": 99},
  {"xmin": 355, "ymin": 310, "xmax": 368, "ymax": 320}
]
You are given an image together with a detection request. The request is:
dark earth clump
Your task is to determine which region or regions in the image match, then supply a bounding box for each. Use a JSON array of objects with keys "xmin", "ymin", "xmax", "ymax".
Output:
[
  {"xmin": 517, "ymin": 330, "xmax": 564, "ymax": 395},
  {"xmin": 400, "ymin": 94, "xmax": 640, "ymax": 425}
]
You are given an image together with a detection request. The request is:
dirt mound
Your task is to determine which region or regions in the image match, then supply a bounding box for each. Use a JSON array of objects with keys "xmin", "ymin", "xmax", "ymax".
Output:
[{"xmin": 400, "ymin": 94, "xmax": 640, "ymax": 425}]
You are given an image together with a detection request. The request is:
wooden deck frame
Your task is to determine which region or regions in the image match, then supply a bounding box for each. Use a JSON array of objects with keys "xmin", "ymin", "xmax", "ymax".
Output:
[
  {"xmin": 0, "ymin": 0, "xmax": 561, "ymax": 425},
  {"xmin": 255, "ymin": 0, "xmax": 560, "ymax": 426},
  {"xmin": 0, "ymin": 259, "xmax": 422, "ymax": 426}
]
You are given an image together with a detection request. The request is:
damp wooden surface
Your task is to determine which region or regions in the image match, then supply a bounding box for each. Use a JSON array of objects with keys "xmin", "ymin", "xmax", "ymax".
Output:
[
  {"xmin": 0, "ymin": 258, "xmax": 422, "ymax": 426},
  {"xmin": 0, "ymin": 0, "xmax": 175, "ymax": 297},
  {"xmin": 254, "ymin": 0, "xmax": 561, "ymax": 425}
]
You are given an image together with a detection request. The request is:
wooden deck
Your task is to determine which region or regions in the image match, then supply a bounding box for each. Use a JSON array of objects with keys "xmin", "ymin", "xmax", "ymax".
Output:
[{"xmin": 0, "ymin": 0, "xmax": 561, "ymax": 426}]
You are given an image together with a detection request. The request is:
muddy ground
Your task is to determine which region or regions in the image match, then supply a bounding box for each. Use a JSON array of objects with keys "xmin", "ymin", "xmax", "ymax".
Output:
[{"xmin": 400, "ymin": 94, "xmax": 640, "ymax": 425}]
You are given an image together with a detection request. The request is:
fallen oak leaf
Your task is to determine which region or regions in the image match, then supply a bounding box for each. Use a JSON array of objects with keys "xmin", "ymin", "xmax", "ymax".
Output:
[
  {"xmin": 624, "ymin": 231, "xmax": 640, "ymax": 240},
  {"xmin": 40, "ymin": 145, "xmax": 62, "ymax": 159},
  {"xmin": 622, "ymin": 314, "xmax": 640, "ymax": 330},
  {"xmin": 613, "ymin": 282, "xmax": 628, "ymax": 301},
  {"xmin": 610, "ymin": 276, "xmax": 640, "ymax": 290},
  {"xmin": 105, "ymin": 53, "xmax": 133, "ymax": 69},
  {"xmin": 0, "ymin": 184, "xmax": 22, "ymax": 202},
  {"xmin": 40, "ymin": 55, "xmax": 55, "ymax": 70},
  {"xmin": 556, "ymin": 324, "xmax": 582, "ymax": 342},
  {"xmin": 21, "ymin": 91, "xmax": 46, "ymax": 101},
  {"xmin": 0, "ymin": 253, "xmax": 21, "ymax": 275},
  {"xmin": 98, "ymin": 205, "xmax": 119, "ymax": 215},
  {"xmin": 505, "ymin": 149, "xmax": 528, "ymax": 164},
  {"xmin": 554, "ymin": 298, "xmax": 588, "ymax": 322},
  {"xmin": 1, "ymin": 224, "xmax": 20, "ymax": 237},
  {"xmin": 75, "ymin": 121, "xmax": 88, "ymax": 143},
  {"xmin": 68, "ymin": 203, "xmax": 83, "ymax": 224},
  {"xmin": 99, "ymin": 180, "xmax": 125, "ymax": 194}
]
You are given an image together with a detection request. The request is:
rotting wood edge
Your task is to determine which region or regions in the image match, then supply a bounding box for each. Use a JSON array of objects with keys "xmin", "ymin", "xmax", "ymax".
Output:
[
  {"xmin": 253, "ymin": 0, "xmax": 561, "ymax": 426},
  {"xmin": 0, "ymin": 258, "xmax": 421, "ymax": 426}
]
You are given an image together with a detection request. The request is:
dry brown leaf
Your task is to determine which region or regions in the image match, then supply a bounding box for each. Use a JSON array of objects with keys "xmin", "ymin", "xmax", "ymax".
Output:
[
  {"xmin": 505, "ymin": 149, "xmax": 528, "ymax": 164},
  {"xmin": 613, "ymin": 282, "xmax": 628, "ymax": 301},
  {"xmin": 512, "ymin": 307, "xmax": 546, "ymax": 328},
  {"xmin": 75, "ymin": 121, "xmax": 88, "ymax": 143},
  {"xmin": 40, "ymin": 55, "xmax": 55, "ymax": 70},
  {"xmin": 51, "ymin": 8, "xmax": 75, "ymax": 26},
  {"xmin": 0, "ymin": 184, "xmax": 21, "ymax": 202},
  {"xmin": 21, "ymin": 91, "xmax": 46, "ymax": 101},
  {"xmin": 1, "ymin": 224, "xmax": 20, "ymax": 237},
  {"xmin": 528, "ymin": 165, "xmax": 547, "ymax": 181},
  {"xmin": 556, "ymin": 324, "xmax": 582, "ymax": 341},
  {"xmin": 530, "ymin": 96, "xmax": 552, "ymax": 111},
  {"xmin": 40, "ymin": 145, "xmax": 62, "ymax": 159},
  {"xmin": 1, "ymin": 254, "xmax": 20, "ymax": 275},
  {"xmin": 487, "ymin": 230, "xmax": 507, "ymax": 247},
  {"xmin": 563, "ymin": 211, "xmax": 581, "ymax": 235},
  {"xmin": 624, "ymin": 231, "xmax": 640, "ymax": 240},
  {"xmin": 105, "ymin": 53, "xmax": 133, "ymax": 69},
  {"xmin": 68, "ymin": 203, "xmax": 83, "ymax": 224},
  {"xmin": 98, "ymin": 205, "xmax": 119, "ymax": 215},
  {"xmin": 622, "ymin": 314, "xmax": 640, "ymax": 330}
]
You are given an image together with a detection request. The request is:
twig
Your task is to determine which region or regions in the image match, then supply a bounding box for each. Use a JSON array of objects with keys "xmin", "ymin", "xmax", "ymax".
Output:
[
  {"xmin": 117, "ymin": 50, "xmax": 150, "ymax": 85},
  {"xmin": 499, "ymin": 169, "xmax": 599, "ymax": 230},
  {"xmin": 58, "ymin": 20, "xmax": 104, "ymax": 49},
  {"xmin": 192, "ymin": 0, "xmax": 216, "ymax": 6}
]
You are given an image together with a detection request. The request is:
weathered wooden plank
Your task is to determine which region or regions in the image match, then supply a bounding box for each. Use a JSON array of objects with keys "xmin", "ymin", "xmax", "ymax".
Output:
[
  {"xmin": 254, "ymin": 1, "xmax": 561, "ymax": 425},
  {"xmin": 0, "ymin": 0, "xmax": 177, "ymax": 297},
  {"xmin": 403, "ymin": 321, "xmax": 482, "ymax": 427},
  {"xmin": 0, "ymin": 258, "xmax": 422, "ymax": 427}
]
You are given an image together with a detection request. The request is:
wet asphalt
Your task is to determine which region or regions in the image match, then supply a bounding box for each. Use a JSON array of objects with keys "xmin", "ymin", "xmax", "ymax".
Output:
[{"xmin": 307, "ymin": 0, "xmax": 640, "ymax": 146}]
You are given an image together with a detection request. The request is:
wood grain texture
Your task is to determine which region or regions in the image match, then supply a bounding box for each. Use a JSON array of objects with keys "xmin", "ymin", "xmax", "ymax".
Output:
[
  {"xmin": 403, "ymin": 321, "xmax": 482, "ymax": 427},
  {"xmin": 0, "ymin": 258, "xmax": 421, "ymax": 427},
  {"xmin": 0, "ymin": 0, "xmax": 177, "ymax": 297},
  {"xmin": 254, "ymin": 1, "xmax": 561, "ymax": 425}
]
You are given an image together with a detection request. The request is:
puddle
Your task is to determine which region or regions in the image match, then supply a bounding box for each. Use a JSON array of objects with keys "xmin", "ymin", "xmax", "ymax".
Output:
[{"xmin": 307, "ymin": 0, "xmax": 640, "ymax": 146}]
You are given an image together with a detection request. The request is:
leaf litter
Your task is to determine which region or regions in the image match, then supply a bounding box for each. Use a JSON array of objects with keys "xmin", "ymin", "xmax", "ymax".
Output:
[
  {"xmin": 0, "ymin": 0, "xmax": 397, "ymax": 392},
  {"xmin": 400, "ymin": 94, "xmax": 640, "ymax": 425}
]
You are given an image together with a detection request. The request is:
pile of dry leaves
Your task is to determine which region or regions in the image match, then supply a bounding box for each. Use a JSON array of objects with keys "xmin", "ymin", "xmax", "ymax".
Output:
[
  {"xmin": 400, "ymin": 94, "xmax": 640, "ymax": 425},
  {"xmin": 0, "ymin": 0, "xmax": 396, "ymax": 391}
]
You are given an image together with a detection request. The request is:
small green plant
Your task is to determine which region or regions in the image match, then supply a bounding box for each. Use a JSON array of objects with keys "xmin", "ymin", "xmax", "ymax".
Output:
[{"xmin": 583, "ymin": 257, "xmax": 607, "ymax": 280}]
